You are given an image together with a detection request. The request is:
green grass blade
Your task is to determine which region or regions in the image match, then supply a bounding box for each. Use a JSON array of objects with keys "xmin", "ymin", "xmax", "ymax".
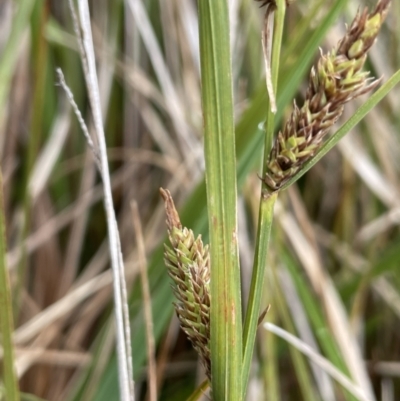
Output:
[
  {"xmin": 198, "ymin": 0, "xmax": 242, "ymax": 398},
  {"xmin": 0, "ymin": 170, "xmax": 20, "ymax": 401},
  {"xmin": 279, "ymin": 69, "xmax": 400, "ymax": 191}
]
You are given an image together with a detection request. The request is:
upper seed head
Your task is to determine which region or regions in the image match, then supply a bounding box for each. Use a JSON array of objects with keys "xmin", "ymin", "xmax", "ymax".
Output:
[{"xmin": 264, "ymin": 0, "xmax": 390, "ymax": 191}]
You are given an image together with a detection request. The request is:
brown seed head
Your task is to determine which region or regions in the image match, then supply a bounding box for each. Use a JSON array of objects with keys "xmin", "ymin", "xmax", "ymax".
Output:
[
  {"xmin": 160, "ymin": 188, "xmax": 211, "ymax": 379},
  {"xmin": 264, "ymin": 0, "xmax": 391, "ymax": 191}
]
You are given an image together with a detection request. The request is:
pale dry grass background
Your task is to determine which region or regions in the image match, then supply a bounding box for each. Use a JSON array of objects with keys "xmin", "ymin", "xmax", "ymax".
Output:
[{"xmin": 0, "ymin": 0, "xmax": 399, "ymax": 400}]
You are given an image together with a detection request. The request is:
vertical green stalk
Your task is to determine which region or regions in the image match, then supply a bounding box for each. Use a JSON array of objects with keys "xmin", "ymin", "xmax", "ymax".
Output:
[
  {"xmin": 0, "ymin": 170, "xmax": 20, "ymax": 401},
  {"xmin": 198, "ymin": 0, "xmax": 242, "ymax": 399},
  {"xmin": 242, "ymin": 0, "xmax": 286, "ymax": 395},
  {"xmin": 15, "ymin": 2, "xmax": 49, "ymax": 316}
]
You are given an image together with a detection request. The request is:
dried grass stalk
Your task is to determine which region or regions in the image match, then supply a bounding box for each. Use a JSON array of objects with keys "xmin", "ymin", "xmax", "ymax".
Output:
[
  {"xmin": 264, "ymin": 0, "xmax": 391, "ymax": 191},
  {"xmin": 160, "ymin": 188, "xmax": 211, "ymax": 380}
]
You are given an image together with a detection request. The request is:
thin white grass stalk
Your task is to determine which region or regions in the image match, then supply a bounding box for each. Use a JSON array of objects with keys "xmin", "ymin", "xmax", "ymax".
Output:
[
  {"xmin": 264, "ymin": 323, "xmax": 373, "ymax": 401},
  {"xmin": 76, "ymin": 2, "xmax": 134, "ymax": 400},
  {"xmin": 55, "ymin": 69, "xmax": 100, "ymax": 169},
  {"xmin": 116, "ymin": 219, "xmax": 134, "ymax": 397},
  {"xmin": 67, "ymin": 0, "xmax": 90, "ymax": 83},
  {"xmin": 131, "ymin": 202, "xmax": 157, "ymax": 401}
]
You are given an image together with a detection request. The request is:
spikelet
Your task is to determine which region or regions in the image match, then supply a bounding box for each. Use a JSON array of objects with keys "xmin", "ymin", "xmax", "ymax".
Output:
[
  {"xmin": 264, "ymin": 0, "xmax": 391, "ymax": 191},
  {"xmin": 160, "ymin": 188, "xmax": 211, "ymax": 380}
]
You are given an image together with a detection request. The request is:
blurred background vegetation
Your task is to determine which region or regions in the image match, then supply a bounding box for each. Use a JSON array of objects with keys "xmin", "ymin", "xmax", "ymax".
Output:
[{"xmin": 0, "ymin": 0, "xmax": 399, "ymax": 400}]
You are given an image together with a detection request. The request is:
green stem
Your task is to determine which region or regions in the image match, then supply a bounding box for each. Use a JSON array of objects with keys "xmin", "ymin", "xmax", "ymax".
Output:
[
  {"xmin": 242, "ymin": 192, "xmax": 277, "ymax": 395},
  {"xmin": 242, "ymin": 0, "xmax": 286, "ymax": 394},
  {"xmin": 242, "ymin": 2, "xmax": 286, "ymax": 395},
  {"xmin": 0, "ymin": 170, "xmax": 20, "ymax": 401},
  {"xmin": 198, "ymin": 0, "xmax": 242, "ymax": 399}
]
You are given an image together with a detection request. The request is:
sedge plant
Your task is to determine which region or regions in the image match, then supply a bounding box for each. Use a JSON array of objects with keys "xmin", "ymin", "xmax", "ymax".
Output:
[
  {"xmin": 0, "ymin": 0, "xmax": 399, "ymax": 400},
  {"xmin": 160, "ymin": 0, "xmax": 399, "ymax": 400}
]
